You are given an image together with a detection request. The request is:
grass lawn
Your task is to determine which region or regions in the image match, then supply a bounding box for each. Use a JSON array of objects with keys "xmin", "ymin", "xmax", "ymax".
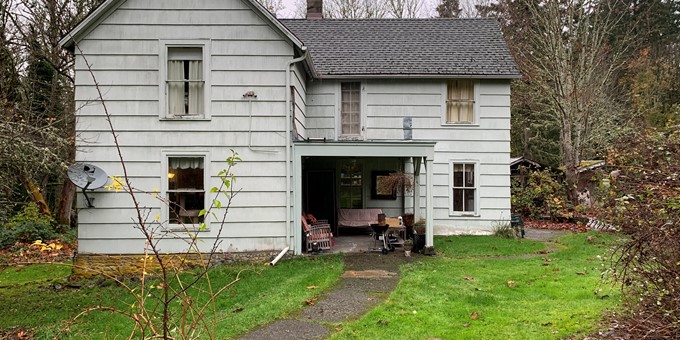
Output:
[
  {"xmin": 0, "ymin": 255, "xmax": 344, "ymax": 339},
  {"xmin": 1, "ymin": 233, "xmax": 622, "ymax": 339},
  {"xmin": 331, "ymin": 232, "xmax": 622, "ymax": 339}
]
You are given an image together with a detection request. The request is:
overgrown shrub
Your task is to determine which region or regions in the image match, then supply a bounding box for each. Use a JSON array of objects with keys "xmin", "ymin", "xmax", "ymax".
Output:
[
  {"xmin": 0, "ymin": 202, "xmax": 58, "ymax": 248},
  {"xmin": 511, "ymin": 170, "xmax": 571, "ymax": 220},
  {"xmin": 602, "ymin": 127, "xmax": 680, "ymax": 337},
  {"xmin": 492, "ymin": 220, "xmax": 516, "ymax": 239}
]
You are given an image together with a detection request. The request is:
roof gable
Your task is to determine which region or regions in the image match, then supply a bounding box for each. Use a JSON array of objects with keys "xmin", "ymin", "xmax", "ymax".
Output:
[
  {"xmin": 281, "ymin": 18, "xmax": 521, "ymax": 79},
  {"xmin": 59, "ymin": 0, "xmax": 304, "ymax": 51}
]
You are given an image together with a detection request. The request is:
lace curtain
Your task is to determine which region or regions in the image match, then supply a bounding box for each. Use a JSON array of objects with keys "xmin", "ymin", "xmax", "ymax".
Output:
[
  {"xmin": 169, "ymin": 157, "xmax": 204, "ymax": 170},
  {"xmin": 188, "ymin": 60, "xmax": 203, "ymax": 114},
  {"xmin": 167, "ymin": 60, "xmax": 185, "ymax": 115}
]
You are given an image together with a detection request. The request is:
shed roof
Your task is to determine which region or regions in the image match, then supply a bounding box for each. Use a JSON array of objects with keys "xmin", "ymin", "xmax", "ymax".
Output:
[{"xmin": 281, "ymin": 18, "xmax": 521, "ymax": 79}]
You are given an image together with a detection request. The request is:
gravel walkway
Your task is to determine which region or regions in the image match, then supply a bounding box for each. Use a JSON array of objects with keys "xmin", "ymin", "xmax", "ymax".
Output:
[{"xmin": 238, "ymin": 228, "xmax": 567, "ymax": 340}]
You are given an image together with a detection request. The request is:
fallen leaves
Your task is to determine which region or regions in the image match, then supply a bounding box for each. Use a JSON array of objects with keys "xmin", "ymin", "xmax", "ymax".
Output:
[
  {"xmin": 0, "ymin": 239, "xmax": 74, "ymax": 264},
  {"xmin": 463, "ymin": 276, "xmax": 475, "ymax": 281},
  {"xmin": 304, "ymin": 297, "xmax": 318, "ymax": 305},
  {"xmin": 506, "ymin": 281, "xmax": 517, "ymax": 288},
  {"xmin": 524, "ymin": 218, "xmax": 588, "ymax": 232},
  {"xmin": 469, "ymin": 312, "xmax": 480, "ymax": 320}
]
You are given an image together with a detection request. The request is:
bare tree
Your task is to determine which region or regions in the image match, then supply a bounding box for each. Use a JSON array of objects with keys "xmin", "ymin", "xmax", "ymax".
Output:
[
  {"xmin": 324, "ymin": 0, "xmax": 387, "ymax": 18},
  {"xmin": 518, "ymin": 0, "xmax": 634, "ymax": 202},
  {"xmin": 291, "ymin": 0, "xmax": 308, "ymax": 18},
  {"xmin": 385, "ymin": 0, "xmax": 423, "ymax": 18},
  {"xmin": 256, "ymin": 0, "xmax": 284, "ymax": 17},
  {"xmin": 0, "ymin": 0, "xmax": 100, "ymax": 224}
]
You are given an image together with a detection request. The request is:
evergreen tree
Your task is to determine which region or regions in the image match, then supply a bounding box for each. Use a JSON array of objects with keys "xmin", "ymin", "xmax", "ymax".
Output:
[{"xmin": 436, "ymin": 0, "xmax": 461, "ymax": 18}]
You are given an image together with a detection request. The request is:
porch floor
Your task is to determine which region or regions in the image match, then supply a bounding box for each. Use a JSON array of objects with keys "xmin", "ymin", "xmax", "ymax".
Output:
[{"xmin": 309, "ymin": 232, "xmax": 406, "ymax": 255}]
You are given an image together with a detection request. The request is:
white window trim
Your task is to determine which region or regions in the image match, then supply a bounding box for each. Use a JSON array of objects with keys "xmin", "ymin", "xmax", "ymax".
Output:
[
  {"xmin": 448, "ymin": 160, "xmax": 480, "ymax": 217},
  {"xmin": 159, "ymin": 39, "xmax": 211, "ymax": 121},
  {"xmin": 161, "ymin": 150, "xmax": 211, "ymax": 231},
  {"xmin": 336, "ymin": 80, "xmax": 366, "ymax": 140},
  {"xmin": 441, "ymin": 80, "xmax": 480, "ymax": 126}
]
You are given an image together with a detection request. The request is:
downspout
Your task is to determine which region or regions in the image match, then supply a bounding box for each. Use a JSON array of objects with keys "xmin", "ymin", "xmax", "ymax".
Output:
[{"xmin": 284, "ymin": 47, "xmax": 308, "ymax": 252}]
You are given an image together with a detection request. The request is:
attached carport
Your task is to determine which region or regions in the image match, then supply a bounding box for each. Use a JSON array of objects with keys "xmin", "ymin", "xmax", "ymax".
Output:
[{"xmin": 292, "ymin": 141, "xmax": 436, "ymax": 255}]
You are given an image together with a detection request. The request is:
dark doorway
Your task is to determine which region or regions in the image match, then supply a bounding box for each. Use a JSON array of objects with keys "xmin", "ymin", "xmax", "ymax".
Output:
[{"xmin": 304, "ymin": 169, "xmax": 337, "ymax": 234}]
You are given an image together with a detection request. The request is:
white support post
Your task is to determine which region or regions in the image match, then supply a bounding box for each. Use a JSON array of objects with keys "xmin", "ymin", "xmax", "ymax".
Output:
[
  {"xmin": 425, "ymin": 158, "xmax": 434, "ymax": 247},
  {"xmin": 412, "ymin": 156, "xmax": 421, "ymax": 222},
  {"xmin": 293, "ymin": 149, "xmax": 303, "ymax": 255}
]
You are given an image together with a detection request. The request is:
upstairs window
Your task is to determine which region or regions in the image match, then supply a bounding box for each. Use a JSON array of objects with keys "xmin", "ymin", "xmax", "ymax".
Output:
[
  {"xmin": 167, "ymin": 47, "xmax": 204, "ymax": 117},
  {"xmin": 340, "ymin": 82, "xmax": 361, "ymax": 135},
  {"xmin": 167, "ymin": 156, "xmax": 205, "ymax": 225},
  {"xmin": 451, "ymin": 162, "xmax": 476, "ymax": 214},
  {"xmin": 446, "ymin": 80, "xmax": 475, "ymax": 124}
]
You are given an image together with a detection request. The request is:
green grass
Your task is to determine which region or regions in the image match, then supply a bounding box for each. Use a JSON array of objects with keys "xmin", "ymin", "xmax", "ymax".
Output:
[
  {"xmin": 0, "ymin": 255, "xmax": 344, "ymax": 339},
  {"xmin": 331, "ymin": 232, "xmax": 622, "ymax": 340},
  {"xmin": 1, "ymin": 234, "xmax": 623, "ymax": 339},
  {"xmin": 0, "ymin": 262, "xmax": 71, "ymax": 287}
]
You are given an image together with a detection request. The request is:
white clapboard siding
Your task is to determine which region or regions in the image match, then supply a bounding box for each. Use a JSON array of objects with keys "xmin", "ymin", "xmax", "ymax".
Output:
[
  {"xmin": 305, "ymin": 78, "xmax": 512, "ymax": 234},
  {"xmin": 78, "ymin": 236, "xmax": 288, "ymax": 255},
  {"xmin": 77, "ymin": 115, "xmax": 287, "ymax": 132},
  {"xmin": 72, "ymin": 0, "xmax": 301, "ymax": 254}
]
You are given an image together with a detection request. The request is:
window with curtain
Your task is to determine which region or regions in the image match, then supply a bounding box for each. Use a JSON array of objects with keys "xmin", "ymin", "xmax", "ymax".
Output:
[
  {"xmin": 341, "ymin": 82, "xmax": 361, "ymax": 135},
  {"xmin": 167, "ymin": 156, "xmax": 205, "ymax": 224},
  {"xmin": 167, "ymin": 47, "xmax": 204, "ymax": 117},
  {"xmin": 446, "ymin": 80, "xmax": 474, "ymax": 123},
  {"xmin": 451, "ymin": 163, "xmax": 476, "ymax": 213}
]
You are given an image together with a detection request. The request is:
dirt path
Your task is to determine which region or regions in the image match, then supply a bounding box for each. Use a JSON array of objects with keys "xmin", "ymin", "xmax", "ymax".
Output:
[
  {"xmin": 238, "ymin": 228, "xmax": 567, "ymax": 340},
  {"xmin": 238, "ymin": 253, "xmax": 414, "ymax": 340}
]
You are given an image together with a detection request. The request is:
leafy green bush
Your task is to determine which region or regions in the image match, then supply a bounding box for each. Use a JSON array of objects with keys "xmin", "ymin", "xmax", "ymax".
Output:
[
  {"xmin": 0, "ymin": 203, "xmax": 58, "ymax": 248},
  {"xmin": 511, "ymin": 170, "xmax": 571, "ymax": 220}
]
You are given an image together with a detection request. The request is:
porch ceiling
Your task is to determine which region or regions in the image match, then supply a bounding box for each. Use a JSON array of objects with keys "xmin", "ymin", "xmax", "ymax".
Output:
[{"xmin": 293, "ymin": 141, "xmax": 436, "ymax": 158}]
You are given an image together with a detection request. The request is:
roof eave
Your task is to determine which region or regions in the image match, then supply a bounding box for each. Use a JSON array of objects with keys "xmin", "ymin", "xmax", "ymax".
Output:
[
  {"xmin": 241, "ymin": 0, "xmax": 304, "ymax": 50},
  {"xmin": 313, "ymin": 73, "xmax": 523, "ymax": 80},
  {"xmin": 59, "ymin": 0, "xmax": 305, "ymax": 52},
  {"xmin": 59, "ymin": 0, "xmax": 124, "ymax": 50}
]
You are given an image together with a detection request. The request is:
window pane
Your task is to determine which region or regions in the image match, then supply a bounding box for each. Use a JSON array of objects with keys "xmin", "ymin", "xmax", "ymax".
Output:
[
  {"xmin": 341, "ymin": 82, "xmax": 361, "ymax": 135},
  {"xmin": 463, "ymin": 189, "xmax": 475, "ymax": 212},
  {"xmin": 167, "ymin": 47, "xmax": 203, "ymax": 116},
  {"xmin": 169, "ymin": 157, "xmax": 204, "ymax": 190},
  {"xmin": 447, "ymin": 80, "xmax": 474, "ymax": 123},
  {"xmin": 340, "ymin": 160, "xmax": 362, "ymax": 208},
  {"xmin": 465, "ymin": 164, "xmax": 475, "ymax": 187},
  {"xmin": 168, "ymin": 191, "xmax": 205, "ymax": 224},
  {"xmin": 453, "ymin": 188, "xmax": 463, "ymax": 211},
  {"xmin": 452, "ymin": 163, "xmax": 476, "ymax": 213},
  {"xmin": 453, "ymin": 164, "xmax": 464, "ymax": 187}
]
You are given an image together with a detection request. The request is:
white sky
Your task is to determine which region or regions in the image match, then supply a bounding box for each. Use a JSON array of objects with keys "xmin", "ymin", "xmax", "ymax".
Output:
[{"xmin": 277, "ymin": 0, "xmax": 473, "ymax": 19}]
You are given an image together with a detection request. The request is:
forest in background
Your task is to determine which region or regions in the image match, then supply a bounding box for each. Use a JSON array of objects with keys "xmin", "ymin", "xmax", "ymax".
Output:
[{"xmin": 1, "ymin": 0, "xmax": 678, "ymax": 336}]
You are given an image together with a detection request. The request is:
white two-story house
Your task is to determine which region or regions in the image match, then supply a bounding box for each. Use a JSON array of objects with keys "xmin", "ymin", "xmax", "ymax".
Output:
[{"xmin": 60, "ymin": 0, "xmax": 521, "ymax": 259}]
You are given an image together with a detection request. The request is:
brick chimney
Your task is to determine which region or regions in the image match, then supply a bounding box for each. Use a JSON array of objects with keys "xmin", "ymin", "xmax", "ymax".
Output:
[{"xmin": 307, "ymin": 0, "xmax": 323, "ymax": 19}]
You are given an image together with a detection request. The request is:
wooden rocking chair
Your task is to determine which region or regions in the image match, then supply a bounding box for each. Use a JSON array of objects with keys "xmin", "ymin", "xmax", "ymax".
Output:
[{"xmin": 302, "ymin": 214, "xmax": 333, "ymax": 252}]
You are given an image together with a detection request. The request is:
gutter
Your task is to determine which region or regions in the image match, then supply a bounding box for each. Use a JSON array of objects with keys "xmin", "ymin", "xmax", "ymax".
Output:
[{"xmin": 284, "ymin": 47, "xmax": 308, "ymax": 252}]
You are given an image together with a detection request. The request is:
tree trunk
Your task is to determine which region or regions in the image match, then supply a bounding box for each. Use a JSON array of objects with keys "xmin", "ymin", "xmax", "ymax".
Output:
[
  {"xmin": 561, "ymin": 114, "xmax": 580, "ymax": 205},
  {"xmin": 20, "ymin": 173, "xmax": 51, "ymax": 216},
  {"xmin": 56, "ymin": 178, "xmax": 75, "ymax": 225}
]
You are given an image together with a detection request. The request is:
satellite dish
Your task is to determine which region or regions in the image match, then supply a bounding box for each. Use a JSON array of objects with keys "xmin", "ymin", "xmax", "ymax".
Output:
[{"xmin": 67, "ymin": 163, "xmax": 109, "ymax": 207}]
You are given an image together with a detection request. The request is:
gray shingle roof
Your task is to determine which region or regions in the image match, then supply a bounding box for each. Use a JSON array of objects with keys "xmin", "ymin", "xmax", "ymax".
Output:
[{"xmin": 280, "ymin": 18, "xmax": 521, "ymax": 79}]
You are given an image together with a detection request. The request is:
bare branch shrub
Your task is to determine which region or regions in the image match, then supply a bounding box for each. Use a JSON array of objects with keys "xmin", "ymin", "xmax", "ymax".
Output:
[{"xmin": 600, "ymin": 127, "xmax": 680, "ymax": 337}]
